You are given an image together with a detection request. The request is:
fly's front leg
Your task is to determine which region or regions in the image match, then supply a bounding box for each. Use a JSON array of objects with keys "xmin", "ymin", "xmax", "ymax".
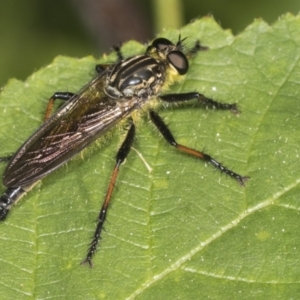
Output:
[
  {"xmin": 149, "ymin": 110, "xmax": 248, "ymax": 186},
  {"xmin": 44, "ymin": 92, "xmax": 75, "ymax": 121},
  {"xmin": 187, "ymin": 40, "xmax": 209, "ymax": 56},
  {"xmin": 159, "ymin": 92, "xmax": 239, "ymax": 114},
  {"xmin": 81, "ymin": 122, "xmax": 136, "ymax": 267}
]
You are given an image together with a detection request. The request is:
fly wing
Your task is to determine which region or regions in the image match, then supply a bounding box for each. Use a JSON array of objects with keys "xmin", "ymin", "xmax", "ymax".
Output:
[{"xmin": 4, "ymin": 73, "xmax": 142, "ymax": 187}]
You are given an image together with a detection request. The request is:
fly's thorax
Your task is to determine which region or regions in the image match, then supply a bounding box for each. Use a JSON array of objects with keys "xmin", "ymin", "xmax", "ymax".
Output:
[{"xmin": 104, "ymin": 54, "xmax": 167, "ymax": 100}]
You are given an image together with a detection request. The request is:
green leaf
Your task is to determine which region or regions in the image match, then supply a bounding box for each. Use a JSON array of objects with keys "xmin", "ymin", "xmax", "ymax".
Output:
[{"xmin": 1, "ymin": 14, "xmax": 300, "ymax": 299}]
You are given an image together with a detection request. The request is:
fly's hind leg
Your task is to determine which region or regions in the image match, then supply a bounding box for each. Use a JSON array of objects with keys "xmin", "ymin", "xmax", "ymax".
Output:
[
  {"xmin": 0, "ymin": 93, "xmax": 75, "ymax": 161},
  {"xmin": 44, "ymin": 92, "xmax": 75, "ymax": 121},
  {"xmin": 46, "ymin": 45, "xmax": 125, "ymax": 121},
  {"xmin": 0, "ymin": 93, "xmax": 76, "ymax": 203},
  {"xmin": 0, "ymin": 156, "xmax": 13, "ymax": 163},
  {"xmin": 81, "ymin": 122, "xmax": 136, "ymax": 267},
  {"xmin": 149, "ymin": 110, "xmax": 248, "ymax": 186}
]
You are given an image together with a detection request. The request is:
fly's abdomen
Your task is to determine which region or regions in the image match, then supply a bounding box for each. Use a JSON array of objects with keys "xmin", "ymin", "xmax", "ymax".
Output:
[{"xmin": 0, "ymin": 187, "xmax": 25, "ymax": 220}]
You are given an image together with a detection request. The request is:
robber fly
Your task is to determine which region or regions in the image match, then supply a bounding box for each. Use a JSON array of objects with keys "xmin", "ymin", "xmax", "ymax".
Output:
[{"xmin": 0, "ymin": 36, "xmax": 248, "ymax": 266}]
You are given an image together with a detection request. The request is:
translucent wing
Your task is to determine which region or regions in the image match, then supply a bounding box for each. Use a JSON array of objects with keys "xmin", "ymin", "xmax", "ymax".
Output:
[{"xmin": 4, "ymin": 73, "xmax": 143, "ymax": 187}]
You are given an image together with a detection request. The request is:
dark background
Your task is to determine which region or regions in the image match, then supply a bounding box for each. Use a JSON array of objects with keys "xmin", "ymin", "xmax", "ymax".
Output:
[{"xmin": 0, "ymin": 0, "xmax": 299, "ymax": 87}]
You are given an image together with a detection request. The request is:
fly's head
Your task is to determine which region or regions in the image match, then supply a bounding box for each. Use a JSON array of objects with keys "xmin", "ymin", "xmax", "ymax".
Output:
[
  {"xmin": 104, "ymin": 37, "xmax": 189, "ymax": 101},
  {"xmin": 147, "ymin": 36, "xmax": 189, "ymax": 75}
]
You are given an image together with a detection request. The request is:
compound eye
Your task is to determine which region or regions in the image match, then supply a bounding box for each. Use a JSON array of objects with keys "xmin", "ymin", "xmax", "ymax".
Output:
[
  {"xmin": 167, "ymin": 51, "xmax": 189, "ymax": 75},
  {"xmin": 152, "ymin": 38, "xmax": 174, "ymax": 50}
]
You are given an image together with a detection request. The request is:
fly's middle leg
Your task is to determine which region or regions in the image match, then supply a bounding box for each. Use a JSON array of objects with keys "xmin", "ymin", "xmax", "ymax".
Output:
[
  {"xmin": 95, "ymin": 44, "xmax": 124, "ymax": 75},
  {"xmin": 149, "ymin": 110, "xmax": 248, "ymax": 186}
]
